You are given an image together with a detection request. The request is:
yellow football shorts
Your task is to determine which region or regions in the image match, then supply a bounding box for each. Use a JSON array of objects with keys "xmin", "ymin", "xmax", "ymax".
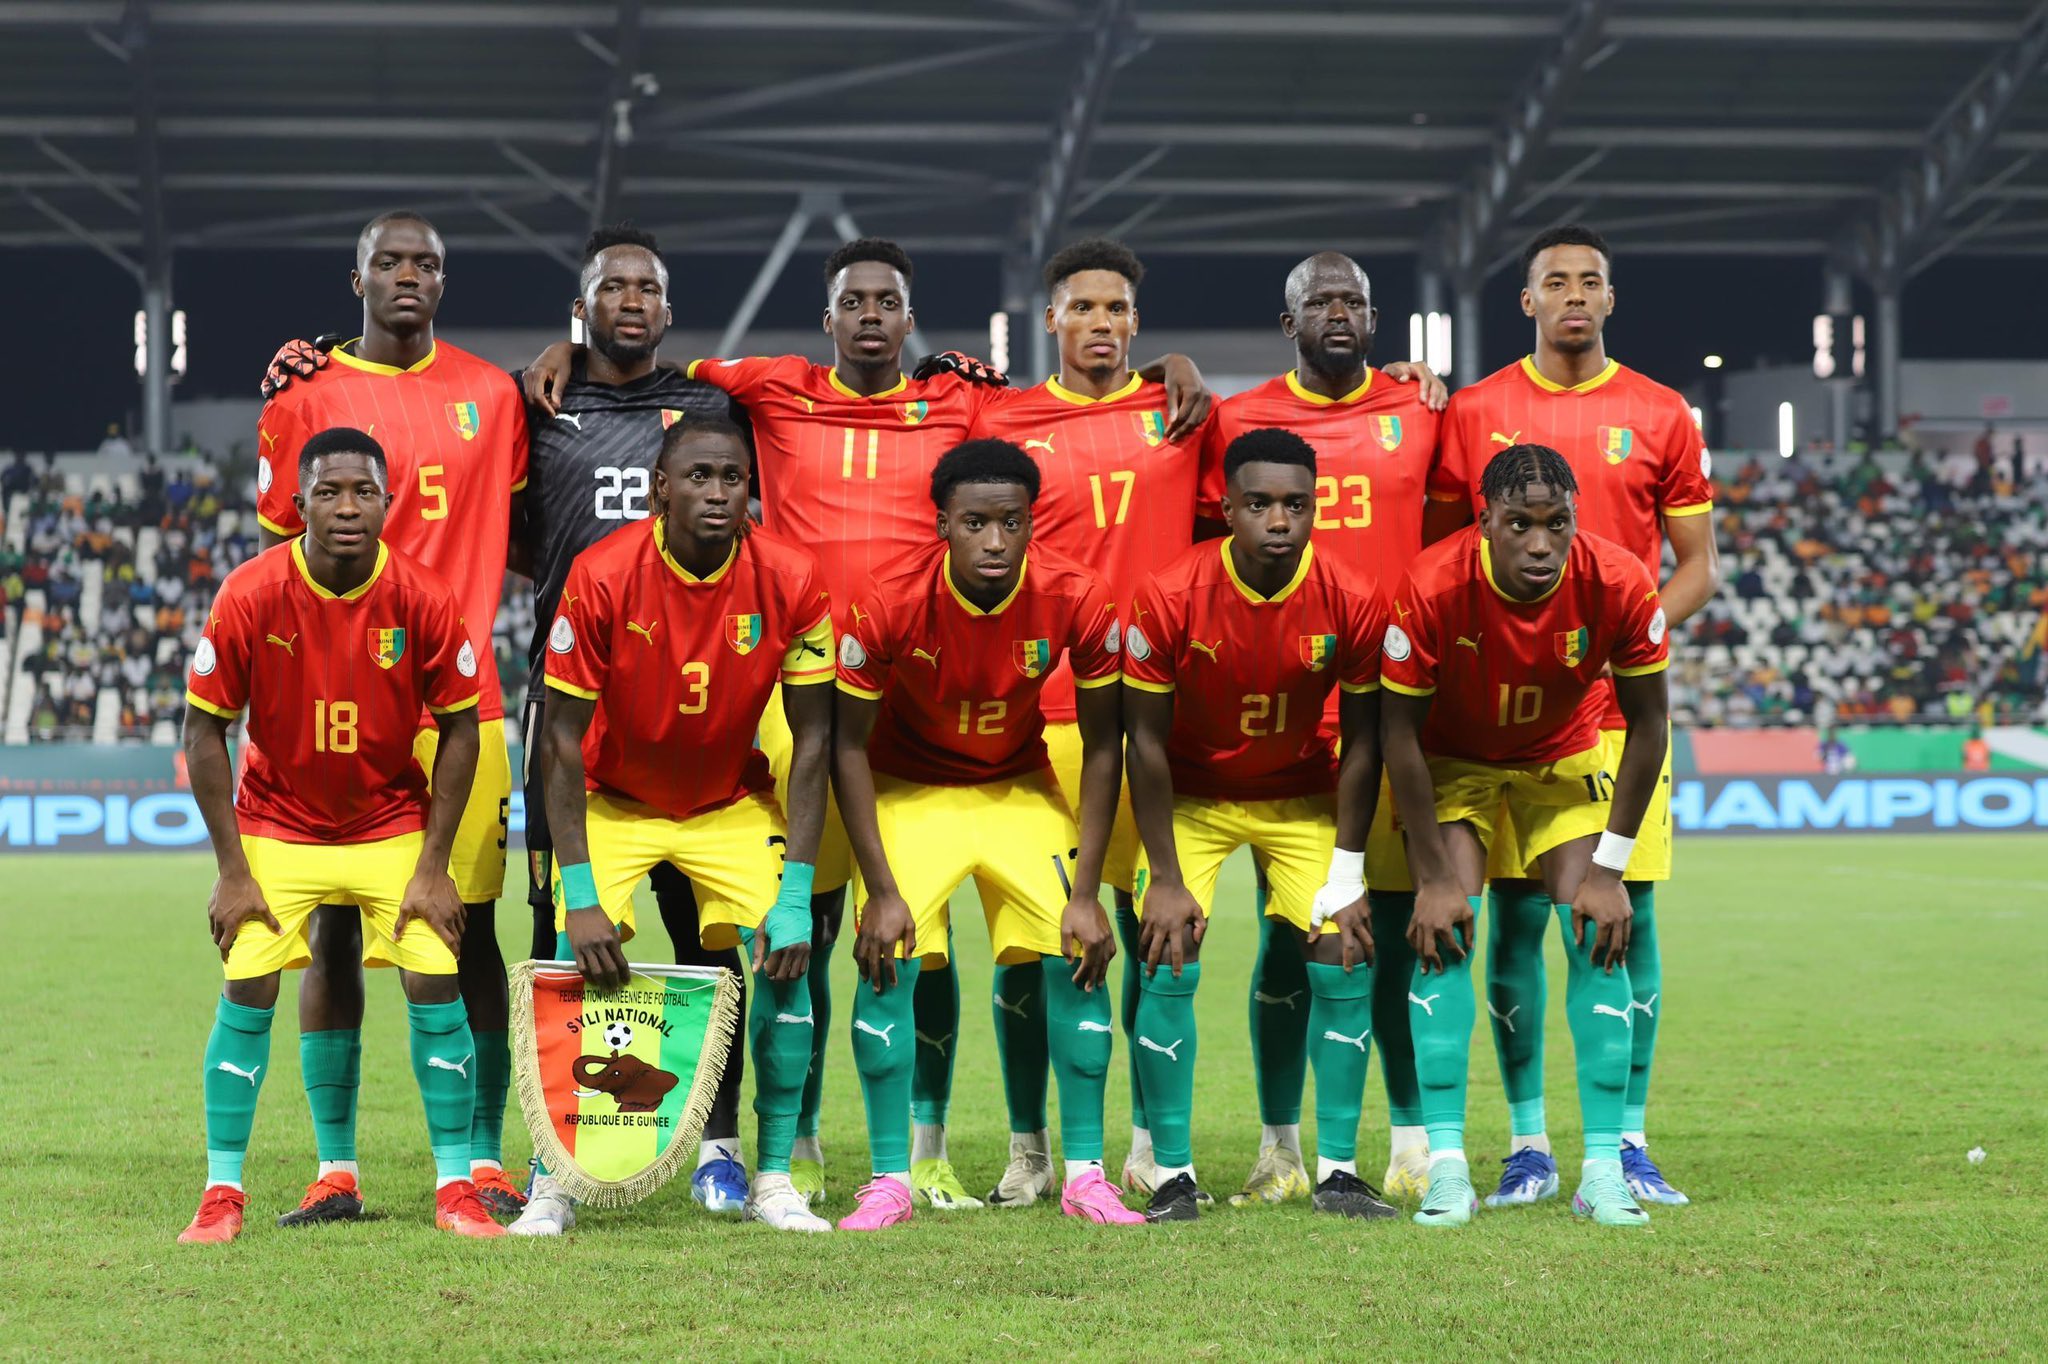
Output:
[
  {"xmin": 226, "ymin": 832, "xmax": 457, "ymax": 979},
  {"xmin": 1043, "ymin": 720, "xmax": 1138, "ymax": 895},
  {"xmin": 412, "ymin": 715, "xmax": 511, "ymax": 903},
  {"xmin": 1136, "ymin": 793, "xmax": 1337, "ymax": 935},
  {"xmin": 551, "ymin": 790, "xmax": 786, "ymax": 949},
  {"xmin": 1430, "ymin": 742, "xmax": 1613, "ymax": 869},
  {"xmin": 759, "ymin": 683, "xmax": 851, "ymax": 894},
  {"xmin": 850, "ymin": 771, "xmax": 1078, "ymax": 965},
  {"xmin": 1485, "ymin": 726, "xmax": 1673, "ymax": 881}
]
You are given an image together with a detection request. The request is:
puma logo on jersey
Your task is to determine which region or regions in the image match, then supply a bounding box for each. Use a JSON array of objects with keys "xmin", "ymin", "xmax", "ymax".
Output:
[
  {"xmin": 1490, "ymin": 430, "xmax": 1522, "ymax": 447},
  {"xmin": 775, "ymin": 1010, "xmax": 816, "ymax": 1026},
  {"xmin": 993, "ymin": 994, "xmax": 1030, "ymax": 1019},
  {"xmin": 911, "ymin": 646, "xmax": 941, "ymax": 667},
  {"xmin": 554, "ymin": 412, "xmax": 583, "ymax": 430},
  {"xmin": 215, "ymin": 1060, "xmax": 262, "ymax": 1087},
  {"xmin": 259, "ymin": 428, "xmax": 280, "ymax": 451},
  {"xmin": 1408, "ymin": 991, "xmax": 1441, "ymax": 1017},
  {"xmin": 428, "ymin": 1053, "xmax": 472, "ymax": 1080},
  {"xmin": 1487, "ymin": 1001, "xmax": 1520, "ymax": 1034},
  {"xmin": 265, "ymin": 633, "xmax": 297, "ymax": 656},
  {"xmin": 915, "ymin": 1029, "xmax": 952, "ymax": 1056},
  {"xmin": 1392, "ymin": 599, "xmax": 1412, "ymax": 622},
  {"xmin": 799, "ymin": 640, "xmax": 828, "ymax": 658},
  {"xmin": 853, "ymin": 1019, "xmax": 896, "ymax": 1047},
  {"xmin": 1456, "ymin": 633, "xmax": 1482, "ymax": 653},
  {"xmin": 1137, "ymin": 1035, "xmax": 1183, "ymax": 1062},
  {"xmin": 1322, "ymin": 1028, "xmax": 1370, "ymax": 1053},
  {"xmin": 850, "ymin": 604, "xmax": 872, "ymax": 629},
  {"xmin": 1254, "ymin": 990, "xmax": 1303, "ymax": 1011},
  {"xmin": 1592, "ymin": 1003, "xmax": 1634, "ymax": 1025},
  {"xmin": 1023, "ymin": 435, "xmax": 1056, "ymax": 455},
  {"xmin": 1188, "ymin": 639, "xmax": 1221, "ymax": 662},
  {"xmin": 627, "ymin": 619, "xmax": 658, "ymax": 645},
  {"xmin": 798, "ymin": 396, "xmax": 816, "ymax": 414}
]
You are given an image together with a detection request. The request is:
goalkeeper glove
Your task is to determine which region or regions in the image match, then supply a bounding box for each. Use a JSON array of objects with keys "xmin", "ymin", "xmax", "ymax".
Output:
[
  {"xmin": 259, "ymin": 333, "xmax": 346, "ymax": 402},
  {"xmin": 912, "ymin": 350, "xmax": 1009, "ymax": 388}
]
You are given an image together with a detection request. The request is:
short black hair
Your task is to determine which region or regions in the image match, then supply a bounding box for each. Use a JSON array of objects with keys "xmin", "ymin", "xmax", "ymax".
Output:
[
  {"xmin": 824, "ymin": 238, "xmax": 914, "ymax": 294},
  {"xmin": 298, "ymin": 426, "xmax": 387, "ymax": 489},
  {"xmin": 1481, "ymin": 443, "xmax": 1579, "ymax": 506},
  {"xmin": 1222, "ymin": 427, "xmax": 1317, "ymax": 485},
  {"xmin": 1521, "ymin": 223, "xmax": 1611, "ymax": 285},
  {"xmin": 581, "ymin": 221, "xmax": 665, "ymax": 294},
  {"xmin": 656, "ymin": 410, "xmax": 751, "ymax": 470},
  {"xmin": 930, "ymin": 439, "xmax": 1040, "ymax": 509},
  {"xmin": 355, "ymin": 210, "xmax": 440, "ymax": 268},
  {"xmin": 1043, "ymin": 237, "xmax": 1145, "ymax": 294}
]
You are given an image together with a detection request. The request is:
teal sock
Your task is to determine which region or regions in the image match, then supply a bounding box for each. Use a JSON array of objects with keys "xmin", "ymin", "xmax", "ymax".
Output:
[
  {"xmin": 991, "ymin": 959, "xmax": 1049, "ymax": 1133},
  {"xmin": 1554, "ymin": 903, "xmax": 1634, "ymax": 1163},
  {"xmin": 909, "ymin": 938, "xmax": 958, "ymax": 1127},
  {"xmin": 1043, "ymin": 958, "xmax": 1112, "ymax": 1162},
  {"xmin": 1133, "ymin": 961, "xmax": 1201, "ymax": 1168},
  {"xmin": 1114, "ymin": 901, "xmax": 1147, "ymax": 1131},
  {"xmin": 468, "ymin": 1030, "xmax": 509, "ymax": 1165},
  {"xmin": 1248, "ymin": 906, "xmax": 1309, "ymax": 1127},
  {"xmin": 299, "ymin": 1028, "xmax": 360, "ymax": 1163},
  {"xmin": 799, "ymin": 923, "xmax": 834, "ymax": 1139},
  {"xmin": 554, "ymin": 929, "xmax": 573, "ymax": 959},
  {"xmin": 1305, "ymin": 962, "xmax": 1372, "ymax": 1163},
  {"xmin": 743, "ymin": 929, "xmax": 811, "ymax": 1175},
  {"xmin": 407, "ymin": 998, "xmax": 477, "ymax": 1181},
  {"xmin": 203, "ymin": 996, "xmax": 274, "ymax": 1186},
  {"xmin": 1623, "ymin": 883, "xmax": 1661, "ymax": 1135},
  {"xmin": 1410, "ymin": 898, "xmax": 1480, "ymax": 1155},
  {"xmin": 1487, "ymin": 883, "xmax": 1552, "ymax": 1137},
  {"xmin": 1368, "ymin": 892, "xmax": 1423, "ymax": 1126},
  {"xmin": 851, "ymin": 957, "xmax": 921, "ymax": 1174}
]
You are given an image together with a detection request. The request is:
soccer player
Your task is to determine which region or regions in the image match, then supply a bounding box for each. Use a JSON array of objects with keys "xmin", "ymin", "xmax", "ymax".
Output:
[
  {"xmin": 1199, "ymin": 251, "xmax": 1448, "ymax": 1206},
  {"xmin": 1382, "ymin": 443, "xmax": 1670, "ymax": 1229},
  {"xmin": 178, "ymin": 427, "xmax": 497, "ymax": 1243},
  {"xmin": 832, "ymin": 439, "xmax": 1136, "ymax": 1230},
  {"xmin": 1124, "ymin": 426, "xmax": 1395, "ymax": 1222},
  {"xmin": 1428, "ymin": 224, "xmax": 1719, "ymax": 1208},
  {"xmin": 515, "ymin": 413, "xmax": 835, "ymax": 1235},
  {"xmin": 253, "ymin": 212, "xmax": 531, "ymax": 1220}
]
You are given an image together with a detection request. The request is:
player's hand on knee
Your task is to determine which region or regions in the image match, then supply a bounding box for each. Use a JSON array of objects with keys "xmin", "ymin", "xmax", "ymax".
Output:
[
  {"xmin": 208, "ymin": 871, "xmax": 280, "ymax": 960},
  {"xmin": 1325, "ymin": 902, "xmax": 1375, "ymax": 973},
  {"xmin": 397, "ymin": 869, "xmax": 467, "ymax": 958},
  {"xmin": 1409, "ymin": 883, "xmax": 1472, "ymax": 973},
  {"xmin": 1380, "ymin": 360, "xmax": 1449, "ymax": 412},
  {"xmin": 1572, "ymin": 872, "xmax": 1633, "ymax": 972},
  {"xmin": 565, "ymin": 906, "xmax": 629, "ymax": 992},
  {"xmin": 756, "ymin": 935, "xmax": 811, "ymax": 983},
  {"xmin": 1061, "ymin": 897, "xmax": 1116, "ymax": 990},
  {"xmin": 854, "ymin": 892, "xmax": 914, "ymax": 992},
  {"xmin": 1139, "ymin": 882, "xmax": 1203, "ymax": 978},
  {"xmin": 521, "ymin": 341, "xmax": 578, "ymax": 416}
]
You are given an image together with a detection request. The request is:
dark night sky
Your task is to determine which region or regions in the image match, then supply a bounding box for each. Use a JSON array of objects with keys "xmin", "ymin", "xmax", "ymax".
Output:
[{"xmin": 4, "ymin": 244, "xmax": 2041, "ymax": 453}]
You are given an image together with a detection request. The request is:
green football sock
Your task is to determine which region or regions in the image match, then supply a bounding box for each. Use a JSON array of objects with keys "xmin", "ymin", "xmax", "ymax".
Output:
[
  {"xmin": 1410, "ymin": 898, "xmax": 1481, "ymax": 1155},
  {"xmin": 1114, "ymin": 900, "xmax": 1147, "ymax": 1131},
  {"xmin": 1487, "ymin": 883, "xmax": 1552, "ymax": 1138},
  {"xmin": 1248, "ymin": 903, "xmax": 1309, "ymax": 1127},
  {"xmin": 1368, "ymin": 892, "xmax": 1423, "ymax": 1127},
  {"xmin": 798, "ymin": 927, "xmax": 834, "ymax": 1139},
  {"xmin": 1623, "ymin": 883, "xmax": 1661, "ymax": 1135},
  {"xmin": 991, "ymin": 959, "xmax": 1049, "ymax": 1134},
  {"xmin": 1043, "ymin": 957, "xmax": 1112, "ymax": 1163},
  {"xmin": 1133, "ymin": 961, "xmax": 1201, "ymax": 1168},
  {"xmin": 468, "ymin": 1030, "xmax": 509, "ymax": 1166},
  {"xmin": 299, "ymin": 1028, "xmax": 360, "ymax": 1163},
  {"xmin": 851, "ymin": 957, "xmax": 921, "ymax": 1175},
  {"xmin": 407, "ymin": 998, "xmax": 478, "ymax": 1181},
  {"xmin": 203, "ymin": 996, "xmax": 274, "ymax": 1187},
  {"xmin": 1553, "ymin": 903, "xmax": 1633, "ymax": 1163},
  {"xmin": 909, "ymin": 936, "xmax": 957, "ymax": 1127},
  {"xmin": 1305, "ymin": 962, "xmax": 1372, "ymax": 1163},
  {"xmin": 743, "ymin": 930, "xmax": 811, "ymax": 1175}
]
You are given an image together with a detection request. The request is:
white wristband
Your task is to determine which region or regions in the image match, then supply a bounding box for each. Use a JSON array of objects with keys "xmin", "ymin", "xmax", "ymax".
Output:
[
  {"xmin": 1591, "ymin": 831, "xmax": 1636, "ymax": 873},
  {"xmin": 1326, "ymin": 848, "xmax": 1366, "ymax": 885}
]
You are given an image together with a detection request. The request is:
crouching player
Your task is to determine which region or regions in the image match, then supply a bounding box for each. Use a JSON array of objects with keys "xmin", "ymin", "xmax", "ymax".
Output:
[
  {"xmin": 179, "ymin": 427, "xmax": 494, "ymax": 1242},
  {"xmin": 833, "ymin": 439, "xmax": 1136, "ymax": 1230},
  {"xmin": 517, "ymin": 413, "xmax": 836, "ymax": 1235},
  {"xmin": 1380, "ymin": 444, "xmax": 1669, "ymax": 1228},
  {"xmin": 1124, "ymin": 427, "xmax": 1395, "ymax": 1222}
]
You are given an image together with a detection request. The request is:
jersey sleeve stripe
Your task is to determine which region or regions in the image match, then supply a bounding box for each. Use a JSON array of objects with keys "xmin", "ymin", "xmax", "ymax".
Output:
[
  {"xmin": 544, "ymin": 676, "xmax": 601, "ymax": 701},
  {"xmin": 1612, "ymin": 659, "xmax": 1671, "ymax": 678},
  {"xmin": 1122, "ymin": 676, "xmax": 1175, "ymax": 694},
  {"xmin": 510, "ymin": 475, "xmax": 529, "ymax": 493},
  {"xmin": 1425, "ymin": 490, "xmax": 1466, "ymax": 503},
  {"xmin": 1661, "ymin": 501, "xmax": 1713, "ymax": 517},
  {"xmin": 184, "ymin": 690, "xmax": 240, "ymax": 719},
  {"xmin": 428, "ymin": 693, "xmax": 482, "ymax": 714},
  {"xmin": 1338, "ymin": 679, "xmax": 1381, "ymax": 694},
  {"xmin": 1074, "ymin": 671, "xmax": 1123, "ymax": 690},
  {"xmin": 1380, "ymin": 678, "xmax": 1436, "ymax": 697},
  {"xmin": 836, "ymin": 679, "xmax": 885, "ymax": 700},
  {"xmin": 781, "ymin": 667, "xmax": 837, "ymax": 685},
  {"xmin": 255, "ymin": 511, "xmax": 296, "ymax": 536}
]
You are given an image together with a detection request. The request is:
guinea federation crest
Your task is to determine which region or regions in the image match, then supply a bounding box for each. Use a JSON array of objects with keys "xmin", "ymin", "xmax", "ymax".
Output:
[
  {"xmin": 370, "ymin": 627, "xmax": 408, "ymax": 669},
  {"xmin": 660, "ymin": 409, "xmax": 686, "ymax": 430},
  {"xmin": 1136, "ymin": 410, "xmax": 1168, "ymax": 447},
  {"xmin": 1597, "ymin": 426, "xmax": 1634, "ymax": 464},
  {"xmin": 446, "ymin": 401, "xmax": 481, "ymax": 441},
  {"xmin": 1299, "ymin": 633, "xmax": 1338, "ymax": 671},
  {"xmin": 727, "ymin": 613, "xmax": 763, "ymax": 655},
  {"xmin": 1013, "ymin": 637, "xmax": 1053, "ymax": 678},
  {"xmin": 1372, "ymin": 414, "xmax": 1403, "ymax": 452},
  {"xmin": 900, "ymin": 399, "xmax": 930, "ymax": 425},
  {"xmin": 1556, "ymin": 626, "xmax": 1589, "ymax": 668}
]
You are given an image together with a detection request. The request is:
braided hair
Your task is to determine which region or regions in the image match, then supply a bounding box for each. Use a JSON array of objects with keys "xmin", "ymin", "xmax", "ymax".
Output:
[{"xmin": 1480, "ymin": 443, "xmax": 1578, "ymax": 507}]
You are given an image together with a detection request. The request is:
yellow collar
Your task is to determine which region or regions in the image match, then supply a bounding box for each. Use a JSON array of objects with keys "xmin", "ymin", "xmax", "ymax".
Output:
[
  {"xmin": 827, "ymin": 367, "xmax": 909, "ymax": 401},
  {"xmin": 944, "ymin": 550, "xmax": 1026, "ymax": 616},
  {"xmin": 1518, "ymin": 354, "xmax": 1619, "ymax": 394},
  {"xmin": 1045, "ymin": 372, "xmax": 1144, "ymax": 405},
  {"xmin": 292, "ymin": 537, "xmax": 388, "ymax": 601},
  {"xmin": 1220, "ymin": 538, "xmax": 1313, "ymax": 606},
  {"xmin": 329, "ymin": 339, "xmax": 438, "ymax": 376},
  {"xmin": 653, "ymin": 518, "xmax": 737, "ymax": 585},
  {"xmin": 1480, "ymin": 535, "xmax": 1568, "ymax": 604},
  {"xmin": 1284, "ymin": 368, "xmax": 1373, "ymax": 406}
]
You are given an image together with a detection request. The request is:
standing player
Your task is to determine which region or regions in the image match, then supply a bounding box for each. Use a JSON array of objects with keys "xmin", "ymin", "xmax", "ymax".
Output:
[
  {"xmin": 253, "ymin": 212, "xmax": 530, "ymax": 1221},
  {"xmin": 1124, "ymin": 427, "xmax": 1395, "ymax": 1222},
  {"xmin": 1428, "ymin": 225, "xmax": 1718, "ymax": 1208},
  {"xmin": 179, "ymin": 428, "xmax": 498, "ymax": 1243},
  {"xmin": 832, "ymin": 440, "xmax": 1137, "ymax": 1230},
  {"xmin": 516, "ymin": 414, "xmax": 835, "ymax": 1235},
  {"xmin": 1383, "ymin": 444, "xmax": 1669, "ymax": 1229},
  {"xmin": 1199, "ymin": 251, "xmax": 1447, "ymax": 1206}
]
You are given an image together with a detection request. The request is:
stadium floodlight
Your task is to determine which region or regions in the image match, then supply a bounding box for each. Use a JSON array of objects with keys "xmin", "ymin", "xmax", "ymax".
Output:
[
  {"xmin": 1702, "ymin": 354, "xmax": 1723, "ymax": 369},
  {"xmin": 134, "ymin": 309, "xmax": 190, "ymax": 382},
  {"xmin": 1852, "ymin": 314, "xmax": 1867, "ymax": 379},
  {"xmin": 1812, "ymin": 315, "xmax": 1836, "ymax": 379},
  {"xmin": 1408, "ymin": 312, "xmax": 1425, "ymax": 366},
  {"xmin": 1778, "ymin": 401, "xmax": 1796, "ymax": 458},
  {"xmin": 988, "ymin": 311, "xmax": 1010, "ymax": 375},
  {"xmin": 1425, "ymin": 311, "xmax": 1453, "ymax": 378}
]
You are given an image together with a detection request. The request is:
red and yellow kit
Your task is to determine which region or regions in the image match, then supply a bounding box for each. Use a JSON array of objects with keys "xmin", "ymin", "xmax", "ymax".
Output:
[
  {"xmin": 255, "ymin": 340, "xmax": 528, "ymax": 723},
  {"xmin": 835, "ymin": 541, "xmax": 1120, "ymax": 785},
  {"xmin": 1379, "ymin": 524, "xmax": 1668, "ymax": 765},
  {"xmin": 1123, "ymin": 540, "xmax": 1386, "ymax": 801},
  {"xmin": 186, "ymin": 538, "xmax": 480, "ymax": 843},
  {"xmin": 543, "ymin": 520, "xmax": 834, "ymax": 820}
]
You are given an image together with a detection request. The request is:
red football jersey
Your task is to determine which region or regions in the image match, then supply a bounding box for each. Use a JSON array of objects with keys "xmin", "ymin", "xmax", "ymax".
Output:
[
  {"xmin": 970, "ymin": 375, "xmax": 1201, "ymax": 722},
  {"xmin": 1379, "ymin": 525, "xmax": 1668, "ymax": 765},
  {"xmin": 255, "ymin": 340, "xmax": 529, "ymax": 723},
  {"xmin": 685, "ymin": 356, "xmax": 991, "ymax": 614},
  {"xmin": 1123, "ymin": 541, "xmax": 1385, "ymax": 801},
  {"xmin": 836, "ymin": 542, "xmax": 1120, "ymax": 785},
  {"xmin": 186, "ymin": 539, "xmax": 479, "ymax": 844},
  {"xmin": 544, "ymin": 520, "xmax": 834, "ymax": 821}
]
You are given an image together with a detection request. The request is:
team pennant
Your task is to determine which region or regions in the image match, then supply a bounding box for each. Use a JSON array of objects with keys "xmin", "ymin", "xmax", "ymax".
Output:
[
  {"xmin": 1556, "ymin": 626, "xmax": 1589, "ymax": 668},
  {"xmin": 1013, "ymin": 637, "xmax": 1053, "ymax": 678},
  {"xmin": 727, "ymin": 612, "xmax": 763, "ymax": 655},
  {"xmin": 1597, "ymin": 425, "xmax": 1634, "ymax": 464},
  {"xmin": 1136, "ymin": 410, "xmax": 1168, "ymax": 447},
  {"xmin": 1299, "ymin": 633, "xmax": 1338, "ymax": 671},
  {"xmin": 369, "ymin": 627, "xmax": 406, "ymax": 669},
  {"xmin": 1372, "ymin": 414, "xmax": 1403, "ymax": 452},
  {"xmin": 510, "ymin": 961, "xmax": 741, "ymax": 1207},
  {"xmin": 446, "ymin": 401, "xmax": 481, "ymax": 442}
]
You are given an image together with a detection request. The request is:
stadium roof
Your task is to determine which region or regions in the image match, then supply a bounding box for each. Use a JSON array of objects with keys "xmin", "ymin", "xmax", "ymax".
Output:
[{"xmin": 6, "ymin": 0, "xmax": 2048, "ymax": 285}]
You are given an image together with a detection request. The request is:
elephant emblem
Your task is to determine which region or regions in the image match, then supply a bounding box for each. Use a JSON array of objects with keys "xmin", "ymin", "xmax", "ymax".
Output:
[{"xmin": 571, "ymin": 1050, "xmax": 680, "ymax": 1113}]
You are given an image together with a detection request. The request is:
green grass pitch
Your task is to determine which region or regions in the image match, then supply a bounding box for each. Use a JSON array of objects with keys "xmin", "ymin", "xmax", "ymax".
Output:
[{"xmin": 3, "ymin": 836, "xmax": 2043, "ymax": 1360}]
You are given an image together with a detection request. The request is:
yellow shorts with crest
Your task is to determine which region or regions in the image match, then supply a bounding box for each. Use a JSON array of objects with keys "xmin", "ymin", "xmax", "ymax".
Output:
[
  {"xmin": 1484, "ymin": 726, "xmax": 1673, "ymax": 880},
  {"xmin": 226, "ymin": 832, "xmax": 457, "ymax": 979},
  {"xmin": 411, "ymin": 716, "xmax": 511, "ymax": 903},
  {"xmin": 551, "ymin": 790, "xmax": 786, "ymax": 950},
  {"xmin": 1135, "ymin": 793, "xmax": 1337, "ymax": 934}
]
